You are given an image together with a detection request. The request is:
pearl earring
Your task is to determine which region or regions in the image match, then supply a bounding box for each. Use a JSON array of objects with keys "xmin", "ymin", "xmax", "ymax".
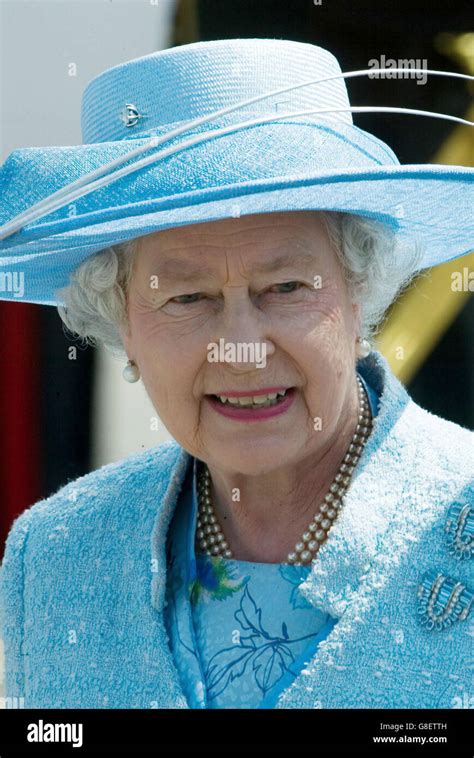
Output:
[
  {"xmin": 356, "ymin": 337, "xmax": 372, "ymax": 358},
  {"xmin": 122, "ymin": 359, "xmax": 140, "ymax": 383}
]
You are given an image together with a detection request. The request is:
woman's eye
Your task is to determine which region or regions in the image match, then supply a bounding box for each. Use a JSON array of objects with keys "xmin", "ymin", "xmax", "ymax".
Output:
[
  {"xmin": 169, "ymin": 293, "xmax": 203, "ymax": 304},
  {"xmin": 270, "ymin": 281, "xmax": 303, "ymax": 294}
]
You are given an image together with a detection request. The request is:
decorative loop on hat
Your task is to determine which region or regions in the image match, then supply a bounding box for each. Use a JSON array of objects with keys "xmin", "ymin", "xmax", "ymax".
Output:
[
  {"xmin": 444, "ymin": 503, "xmax": 473, "ymax": 561},
  {"xmin": 120, "ymin": 104, "xmax": 145, "ymax": 128},
  {"xmin": 416, "ymin": 570, "xmax": 473, "ymax": 630}
]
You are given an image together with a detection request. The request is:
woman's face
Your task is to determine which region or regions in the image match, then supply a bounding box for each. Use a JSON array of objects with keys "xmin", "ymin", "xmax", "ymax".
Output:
[{"xmin": 121, "ymin": 211, "xmax": 361, "ymax": 476}]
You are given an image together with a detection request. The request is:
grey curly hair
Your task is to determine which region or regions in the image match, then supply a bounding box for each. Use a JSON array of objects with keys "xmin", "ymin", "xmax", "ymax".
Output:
[{"xmin": 56, "ymin": 211, "xmax": 425, "ymax": 358}]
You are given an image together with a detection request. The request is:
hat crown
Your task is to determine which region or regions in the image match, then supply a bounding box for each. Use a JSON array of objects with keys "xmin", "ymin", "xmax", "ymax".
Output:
[{"xmin": 81, "ymin": 37, "xmax": 352, "ymax": 144}]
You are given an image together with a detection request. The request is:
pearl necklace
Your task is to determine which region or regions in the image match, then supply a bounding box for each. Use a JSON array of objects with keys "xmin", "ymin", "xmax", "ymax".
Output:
[{"xmin": 195, "ymin": 375, "xmax": 373, "ymax": 566}]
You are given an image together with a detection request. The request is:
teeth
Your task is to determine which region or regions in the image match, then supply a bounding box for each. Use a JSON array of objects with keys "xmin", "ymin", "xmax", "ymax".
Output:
[
  {"xmin": 252, "ymin": 395, "xmax": 271, "ymax": 405},
  {"xmin": 216, "ymin": 389, "xmax": 289, "ymax": 407},
  {"xmin": 232, "ymin": 396, "xmax": 253, "ymax": 406}
]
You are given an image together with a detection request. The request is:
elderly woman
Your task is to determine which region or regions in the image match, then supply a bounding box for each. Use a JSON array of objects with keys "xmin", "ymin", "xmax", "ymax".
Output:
[{"xmin": 0, "ymin": 38, "xmax": 473, "ymax": 711}]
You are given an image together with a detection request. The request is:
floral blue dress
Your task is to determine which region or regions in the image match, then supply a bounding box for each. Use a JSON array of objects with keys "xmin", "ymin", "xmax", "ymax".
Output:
[{"xmin": 164, "ymin": 373, "xmax": 380, "ymax": 708}]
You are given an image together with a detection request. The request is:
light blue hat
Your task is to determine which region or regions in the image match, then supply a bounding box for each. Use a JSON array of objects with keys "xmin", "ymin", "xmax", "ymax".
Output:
[{"xmin": 0, "ymin": 37, "xmax": 472, "ymax": 306}]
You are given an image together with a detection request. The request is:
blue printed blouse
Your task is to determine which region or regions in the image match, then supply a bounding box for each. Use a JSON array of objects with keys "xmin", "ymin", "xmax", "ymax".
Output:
[{"xmin": 164, "ymin": 373, "xmax": 380, "ymax": 708}]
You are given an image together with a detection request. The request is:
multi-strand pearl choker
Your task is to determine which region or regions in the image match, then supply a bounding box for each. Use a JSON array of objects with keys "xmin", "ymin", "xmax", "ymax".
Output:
[{"xmin": 195, "ymin": 375, "xmax": 373, "ymax": 566}]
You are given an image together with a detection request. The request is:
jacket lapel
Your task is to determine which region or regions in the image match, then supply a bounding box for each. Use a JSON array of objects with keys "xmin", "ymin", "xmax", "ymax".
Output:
[{"xmin": 148, "ymin": 442, "xmax": 191, "ymax": 707}]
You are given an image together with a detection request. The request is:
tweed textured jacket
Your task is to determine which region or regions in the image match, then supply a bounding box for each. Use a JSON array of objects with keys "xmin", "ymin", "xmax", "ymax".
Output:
[{"xmin": 1, "ymin": 349, "xmax": 473, "ymax": 709}]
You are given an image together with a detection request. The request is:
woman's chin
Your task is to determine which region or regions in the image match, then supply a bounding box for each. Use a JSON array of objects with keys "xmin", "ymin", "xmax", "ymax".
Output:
[{"xmin": 205, "ymin": 444, "xmax": 301, "ymax": 476}]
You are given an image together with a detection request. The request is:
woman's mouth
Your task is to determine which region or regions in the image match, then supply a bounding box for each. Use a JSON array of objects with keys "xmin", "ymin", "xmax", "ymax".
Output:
[
  {"xmin": 205, "ymin": 387, "xmax": 296, "ymax": 420},
  {"xmin": 214, "ymin": 388, "xmax": 289, "ymax": 408}
]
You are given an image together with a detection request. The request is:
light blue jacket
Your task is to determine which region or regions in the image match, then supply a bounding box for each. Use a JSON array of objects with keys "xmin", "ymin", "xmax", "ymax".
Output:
[{"xmin": 1, "ymin": 349, "xmax": 473, "ymax": 709}]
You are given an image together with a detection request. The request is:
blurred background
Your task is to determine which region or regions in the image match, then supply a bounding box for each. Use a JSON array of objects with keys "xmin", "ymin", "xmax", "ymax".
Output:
[{"xmin": 0, "ymin": 0, "xmax": 472, "ymax": 559}]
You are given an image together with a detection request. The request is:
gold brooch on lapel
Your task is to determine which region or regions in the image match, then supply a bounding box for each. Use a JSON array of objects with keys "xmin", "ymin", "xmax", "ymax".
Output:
[
  {"xmin": 444, "ymin": 503, "xmax": 473, "ymax": 560},
  {"xmin": 417, "ymin": 570, "xmax": 473, "ymax": 631}
]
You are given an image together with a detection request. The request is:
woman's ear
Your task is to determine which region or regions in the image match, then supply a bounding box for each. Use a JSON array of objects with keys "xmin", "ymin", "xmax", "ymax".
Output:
[
  {"xmin": 352, "ymin": 301, "xmax": 362, "ymax": 335},
  {"xmin": 119, "ymin": 322, "xmax": 133, "ymax": 359}
]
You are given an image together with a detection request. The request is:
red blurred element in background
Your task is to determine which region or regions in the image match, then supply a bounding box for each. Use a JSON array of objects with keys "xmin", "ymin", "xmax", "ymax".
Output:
[{"xmin": 0, "ymin": 301, "xmax": 41, "ymax": 558}]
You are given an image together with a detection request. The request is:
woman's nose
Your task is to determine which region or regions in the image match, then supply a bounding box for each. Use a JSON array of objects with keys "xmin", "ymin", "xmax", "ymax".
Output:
[{"xmin": 209, "ymin": 296, "xmax": 275, "ymax": 371}]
